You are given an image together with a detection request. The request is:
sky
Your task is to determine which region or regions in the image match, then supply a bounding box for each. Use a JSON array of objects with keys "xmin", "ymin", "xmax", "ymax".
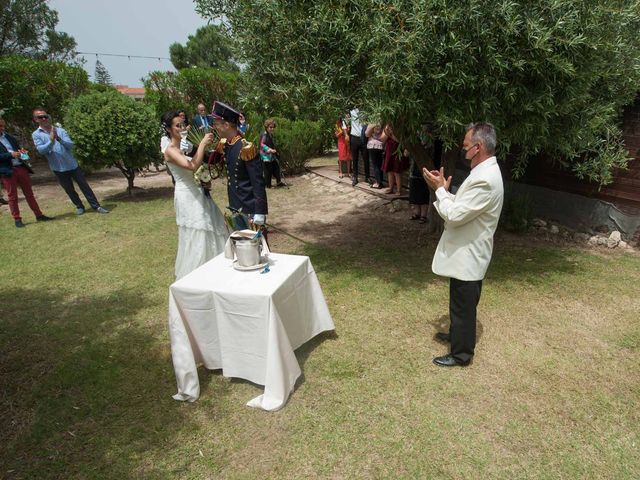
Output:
[{"xmin": 50, "ymin": 0, "xmax": 210, "ymax": 87}]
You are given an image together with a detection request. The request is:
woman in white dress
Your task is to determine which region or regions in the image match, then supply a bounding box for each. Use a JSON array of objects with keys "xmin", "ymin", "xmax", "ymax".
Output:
[{"xmin": 162, "ymin": 111, "xmax": 229, "ymax": 279}]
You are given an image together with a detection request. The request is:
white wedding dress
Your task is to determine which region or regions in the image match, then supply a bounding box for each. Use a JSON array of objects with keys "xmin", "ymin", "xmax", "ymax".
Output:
[{"xmin": 167, "ymin": 160, "xmax": 229, "ymax": 279}]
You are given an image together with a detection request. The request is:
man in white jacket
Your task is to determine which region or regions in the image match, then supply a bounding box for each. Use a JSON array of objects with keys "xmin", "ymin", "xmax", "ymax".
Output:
[{"xmin": 423, "ymin": 122, "xmax": 504, "ymax": 367}]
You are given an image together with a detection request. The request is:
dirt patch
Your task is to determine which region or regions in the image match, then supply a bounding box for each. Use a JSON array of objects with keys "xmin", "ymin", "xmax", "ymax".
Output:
[{"xmin": 5, "ymin": 156, "xmax": 636, "ymax": 257}]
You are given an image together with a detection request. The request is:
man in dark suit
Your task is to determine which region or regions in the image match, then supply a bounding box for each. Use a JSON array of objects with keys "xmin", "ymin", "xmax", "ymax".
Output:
[
  {"xmin": 0, "ymin": 118, "xmax": 52, "ymax": 227},
  {"xmin": 192, "ymin": 103, "xmax": 214, "ymax": 131},
  {"xmin": 211, "ymin": 101, "xmax": 268, "ymax": 230}
]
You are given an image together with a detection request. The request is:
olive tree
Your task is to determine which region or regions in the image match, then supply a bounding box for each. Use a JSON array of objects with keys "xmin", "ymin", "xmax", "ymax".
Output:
[{"xmin": 195, "ymin": 0, "xmax": 640, "ymax": 186}]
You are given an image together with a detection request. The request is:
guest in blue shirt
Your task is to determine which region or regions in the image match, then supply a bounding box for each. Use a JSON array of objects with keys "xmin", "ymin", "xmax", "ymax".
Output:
[{"xmin": 31, "ymin": 108, "xmax": 108, "ymax": 215}]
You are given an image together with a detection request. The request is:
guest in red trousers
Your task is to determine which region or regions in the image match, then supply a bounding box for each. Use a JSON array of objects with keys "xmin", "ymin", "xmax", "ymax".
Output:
[{"xmin": 0, "ymin": 118, "xmax": 52, "ymax": 228}]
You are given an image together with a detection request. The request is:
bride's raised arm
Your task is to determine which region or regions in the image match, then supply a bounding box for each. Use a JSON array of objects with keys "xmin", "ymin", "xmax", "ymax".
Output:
[{"xmin": 165, "ymin": 133, "xmax": 214, "ymax": 171}]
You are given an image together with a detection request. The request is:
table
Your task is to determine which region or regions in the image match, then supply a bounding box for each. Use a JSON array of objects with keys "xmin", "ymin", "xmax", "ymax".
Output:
[{"xmin": 168, "ymin": 253, "xmax": 335, "ymax": 411}]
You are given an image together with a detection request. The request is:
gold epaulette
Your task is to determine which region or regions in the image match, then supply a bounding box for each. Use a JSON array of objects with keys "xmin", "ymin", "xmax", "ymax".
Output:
[
  {"xmin": 240, "ymin": 139, "xmax": 257, "ymax": 161},
  {"xmin": 215, "ymin": 138, "xmax": 226, "ymax": 154}
]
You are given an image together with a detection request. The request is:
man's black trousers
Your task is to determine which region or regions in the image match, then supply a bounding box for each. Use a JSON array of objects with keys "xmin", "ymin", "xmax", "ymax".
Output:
[
  {"xmin": 349, "ymin": 134, "xmax": 370, "ymax": 180},
  {"xmin": 449, "ymin": 277, "xmax": 483, "ymax": 363}
]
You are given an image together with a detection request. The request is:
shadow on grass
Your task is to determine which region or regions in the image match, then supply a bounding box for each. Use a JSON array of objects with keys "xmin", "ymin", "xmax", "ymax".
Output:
[
  {"xmin": 198, "ymin": 329, "xmax": 339, "ymax": 407},
  {"xmin": 47, "ymin": 210, "xmax": 81, "ymax": 221},
  {"xmin": 292, "ymin": 330, "xmax": 339, "ymax": 392},
  {"xmin": 0, "ymin": 287, "xmax": 201, "ymax": 478},
  {"xmin": 30, "ymin": 167, "xmax": 126, "ymax": 187},
  {"xmin": 104, "ymin": 186, "xmax": 174, "ymax": 203},
  {"xmin": 282, "ymin": 203, "xmax": 582, "ymax": 289},
  {"xmin": 427, "ymin": 314, "xmax": 485, "ymax": 345}
]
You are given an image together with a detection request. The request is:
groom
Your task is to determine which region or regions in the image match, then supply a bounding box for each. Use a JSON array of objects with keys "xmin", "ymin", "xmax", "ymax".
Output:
[{"xmin": 211, "ymin": 101, "xmax": 268, "ymax": 230}]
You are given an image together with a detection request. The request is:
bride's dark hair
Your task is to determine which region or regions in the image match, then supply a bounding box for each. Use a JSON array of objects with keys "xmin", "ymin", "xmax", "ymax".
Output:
[{"xmin": 161, "ymin": 111, "xmax": 181, "ymax": 138}]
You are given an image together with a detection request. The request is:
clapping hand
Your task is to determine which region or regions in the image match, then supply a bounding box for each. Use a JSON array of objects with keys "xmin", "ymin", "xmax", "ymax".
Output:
[
  {"xmin": 422, "ymin": 167, "xmax": 452, "ymax": 191},
  {"xmin": 50, "ymin": 127, "xmax": 58, "ymax": 142}
]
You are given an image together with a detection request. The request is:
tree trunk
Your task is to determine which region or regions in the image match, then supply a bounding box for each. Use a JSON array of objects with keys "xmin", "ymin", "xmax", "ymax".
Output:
[
  {"xmin": 426, "ymin": 148, "xmax": 459, "ymax": 234},
  {"xmin": 126, "ymin": 170, "xmax": 135, "ymax": 195},
  {"xmin": 114, "ymin": 162, "xmax": 136, "ymax": 195},
  {"xmin": 426, "ymin": 189, "xmax": 443, "ymax": 234}
]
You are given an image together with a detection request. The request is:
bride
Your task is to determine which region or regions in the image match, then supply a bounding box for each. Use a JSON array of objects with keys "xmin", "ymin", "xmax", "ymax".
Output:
[{"xmin": 162, "ymin": 111, "xmax": 229, "ymax": 279}]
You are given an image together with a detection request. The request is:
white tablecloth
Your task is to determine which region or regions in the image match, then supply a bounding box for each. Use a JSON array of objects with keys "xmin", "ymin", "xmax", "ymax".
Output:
[{"xmin": 168, "ymin": 253, "xmax": 335, "ymax": 411}]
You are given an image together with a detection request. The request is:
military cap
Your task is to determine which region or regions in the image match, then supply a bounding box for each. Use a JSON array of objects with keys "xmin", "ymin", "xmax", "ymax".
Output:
[{"xmin": 212, "ymin": 101, "xmax": 240, "ymax": 125}]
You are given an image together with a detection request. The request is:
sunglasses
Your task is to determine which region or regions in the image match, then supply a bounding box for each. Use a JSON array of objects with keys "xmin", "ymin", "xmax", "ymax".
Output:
[{"xmin": 35, "ymin": 115, "xmax": 49, "ymax": 120}]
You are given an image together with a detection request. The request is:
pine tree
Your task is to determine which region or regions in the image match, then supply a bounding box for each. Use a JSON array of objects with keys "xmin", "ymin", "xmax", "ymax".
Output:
[{"xmin": 94, "ymin": 60, "xmax": 113, "ymax": 85}]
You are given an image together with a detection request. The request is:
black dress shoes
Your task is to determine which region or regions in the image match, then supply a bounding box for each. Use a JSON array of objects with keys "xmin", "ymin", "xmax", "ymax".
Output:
[
  {"xmin": 433, "ymin": 354, "xmax": 470, "ymax": 367},
  {"xmin": 435, "ymin": 332, "xmax": 450, "ymax": 343}
]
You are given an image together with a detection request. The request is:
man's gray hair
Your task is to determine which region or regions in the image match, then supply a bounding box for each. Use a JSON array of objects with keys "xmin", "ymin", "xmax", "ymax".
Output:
[{"xmin": 466, "ymin": 122, "xmax": 496, "ymax": 155}]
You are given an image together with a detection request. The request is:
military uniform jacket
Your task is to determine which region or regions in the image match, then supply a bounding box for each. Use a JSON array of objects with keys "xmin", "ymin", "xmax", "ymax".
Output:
[{"xmin": 224, "ymin": 137, "xmax": 268, "ymax": 215}]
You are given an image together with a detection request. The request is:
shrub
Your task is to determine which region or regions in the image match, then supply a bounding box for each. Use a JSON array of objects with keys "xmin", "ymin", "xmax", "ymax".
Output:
[
  {"xmin": 63, "ymin": 90, "xmax": 159, "ymax": 193},
  {"xmin": 264, "ymin": 117, "xmax": 325, "ymax": 174},
  {"xmin": 0, "ymin": 55, "xmax": 89, "ymax": 129},
  {"xmin": 0, "ymin": 55, "xmax": 89, "ymax": 151},
  {"xmin": 143, "ymin": 68, "xmax": 239, "ymax": 119}
]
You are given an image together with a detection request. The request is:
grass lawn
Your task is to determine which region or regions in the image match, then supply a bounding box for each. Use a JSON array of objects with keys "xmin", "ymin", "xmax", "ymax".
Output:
[{"xmin": 1, "ymin": 178, "xmax": 639, "ymax": 479}]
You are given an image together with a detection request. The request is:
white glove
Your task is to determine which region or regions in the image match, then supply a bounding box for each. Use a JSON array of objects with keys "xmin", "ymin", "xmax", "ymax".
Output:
[
  {"xmin": 252, "ymin": 214, "xmax": 266, "ymax": 225},
  {"xmin": 180, "ymin": 139, "xmax": 192, "ymax": 153}
]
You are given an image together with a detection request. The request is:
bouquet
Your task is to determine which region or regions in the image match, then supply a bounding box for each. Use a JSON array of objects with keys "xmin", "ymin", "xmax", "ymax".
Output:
[
  {"xmin": 187, "ymin": 126, "xmax": 219, "ymax": 153},
  {"xmin": 190, "ymin": 129, "xmax": 224, "ymax": 194}
]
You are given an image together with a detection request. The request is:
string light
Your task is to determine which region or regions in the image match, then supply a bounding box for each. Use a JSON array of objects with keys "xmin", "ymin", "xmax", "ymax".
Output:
[{"xmin": 77, "ymin": 51, "xmax": 170, "ymax": 61}]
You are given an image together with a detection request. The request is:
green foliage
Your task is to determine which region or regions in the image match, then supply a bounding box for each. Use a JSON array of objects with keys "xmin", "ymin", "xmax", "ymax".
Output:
[
  {"xmin": 500, "ymin": 189, "xmax": 533, "ymax": 234},
  {"xmin": 169, "ymin": 24, "xmax": 238, "ymax": 72},
  {"xmin": 0, "ymin": 0, "xmax": 78, "ymax": 63},
  {"xmin": 265, "ymin": 117, "xmax": 325, "ymax": 174},
  {"xmin": 142, "ymin": 68, "xmax": 239, "ymax": 119},
  {"xmin": 0, "ymin": 55, "xmax": 89, "ymax": 129},
  {"xmin": 87, "ymin": 82, "xmax": 117, "ymax": 94},
  {"xmin": 63, "ymin": 90, "xmax": 159, "ymax": 190},
  {"xmin": 195, "ymin": 0, "xmax": 640, "ymax": 185},
  {"xmin": 93, "ymin": 60, "xmax": 113, "ymax": 85}
]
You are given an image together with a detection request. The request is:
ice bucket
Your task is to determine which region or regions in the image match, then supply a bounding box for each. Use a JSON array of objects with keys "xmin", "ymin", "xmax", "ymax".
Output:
[
  {"xmin": 224, "ymin": 229, "xmax": 270, "ymax": 268},
  {"xmin": 234, "ymin": 238, "xmax": 262, "ymax": 267}
]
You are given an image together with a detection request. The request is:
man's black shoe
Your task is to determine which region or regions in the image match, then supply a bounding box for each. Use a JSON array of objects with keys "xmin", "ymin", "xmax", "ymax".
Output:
[
  {"xmin": 36, "ymin": 215, "xmax": 53, "ymax": 222},
  {"xmin": 352, "ymin": 177, "xmax": 359, "ymax": 186},
  {"xmin": 15, "ymin": 219, "xmax": 25, "ymax": 228},
  {"xmin": 435, "ymin": 332, "xmax": 450, "ymax": 343},
  {"xmin": 433, "ymin": 354, "xmax": 470, "ymax": 367}
]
